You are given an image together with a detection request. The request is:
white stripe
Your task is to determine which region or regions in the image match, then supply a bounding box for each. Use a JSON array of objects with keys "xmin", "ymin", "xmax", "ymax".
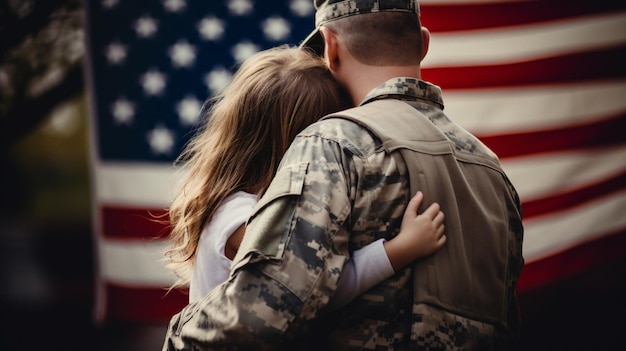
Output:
[
  {"xmin": 423, "ymin": 11, "xmax": 626, "ymax": 67},
  {"xmin": 94, "ymin": 161, "xmax": 182, "ymax": 206},
  {"xmin": 443, "ymin": 80, "xmax": 626, "ymax": 136},
  {"xmin": 93, "ymin": 132, "xmax": 626, "ymax": 212},
  {"xmin": 99, "ymin": 238, "xmax": 177, "ymax": 287},
  {"xmin": 501, "ymin": 144, "xmax": 626, "ymax": 203},
  {"xmin": 99, "ymin": 193, "xmax": 626, "ymax": 284},
  {"xmin": 523, "ymin": 189, "xmax": 626, "ymax": 263}
]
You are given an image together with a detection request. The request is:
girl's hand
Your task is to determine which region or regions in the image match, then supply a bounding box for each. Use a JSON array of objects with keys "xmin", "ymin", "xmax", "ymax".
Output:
[{"xmin": 384, "ymin": 191, "xmax": 447, "ymax": 271}]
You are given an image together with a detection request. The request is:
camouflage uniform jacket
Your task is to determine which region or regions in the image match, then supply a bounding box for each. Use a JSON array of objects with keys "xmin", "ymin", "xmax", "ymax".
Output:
[{"xmin": 163, "ymin": 78, "xmax": 525, "ymax": 351}]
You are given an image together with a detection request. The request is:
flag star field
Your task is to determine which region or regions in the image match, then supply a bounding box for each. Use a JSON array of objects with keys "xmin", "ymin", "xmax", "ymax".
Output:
[{"xmin": 88, "ymin": 0, "xmax": 315, "ymax": 161}]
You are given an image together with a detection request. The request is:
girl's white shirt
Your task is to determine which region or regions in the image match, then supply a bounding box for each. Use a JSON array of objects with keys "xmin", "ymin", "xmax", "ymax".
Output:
[
  {"xmin": 189, "ymin": 191, "xmax": 257, "ymax": 303},
  {"xmin": 189, "ymin": 191, "xmax": 394, "ymax": 307}
]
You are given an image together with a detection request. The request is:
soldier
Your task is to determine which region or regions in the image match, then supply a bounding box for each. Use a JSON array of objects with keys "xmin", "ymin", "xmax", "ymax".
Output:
[{"xmin": 163, "ymin": 1, "xmax": 524, "ymax": 350}]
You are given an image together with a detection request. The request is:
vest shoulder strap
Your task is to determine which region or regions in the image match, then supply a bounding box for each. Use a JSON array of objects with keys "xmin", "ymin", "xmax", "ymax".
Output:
[{"xmin": 322, "ymin": 99, "xmax": 451, "ymax": 154}]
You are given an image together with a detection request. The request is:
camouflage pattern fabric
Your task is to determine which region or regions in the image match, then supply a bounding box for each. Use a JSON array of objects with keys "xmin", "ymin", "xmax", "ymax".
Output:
[
  {"xmin": 162, "ymin": 78, "xmax": 523, "ymax": 350},
  {"xmin": 314, "ymin": 0, "xmax": 420, "ymax": 27}
]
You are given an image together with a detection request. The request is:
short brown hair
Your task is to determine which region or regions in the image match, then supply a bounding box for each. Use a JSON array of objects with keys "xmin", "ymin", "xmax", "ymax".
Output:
[{"xmin": 326, "ymin": 12, "xmax": 423, "ymax": 66}]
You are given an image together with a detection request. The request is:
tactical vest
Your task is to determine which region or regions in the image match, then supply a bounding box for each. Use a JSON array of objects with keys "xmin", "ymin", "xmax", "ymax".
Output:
[{"xmin": 323, "ymin": 99, "xmax": 523, "ymax": 344}]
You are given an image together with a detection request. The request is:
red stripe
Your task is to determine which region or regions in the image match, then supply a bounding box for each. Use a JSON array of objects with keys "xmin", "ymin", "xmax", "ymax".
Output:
[
  {"xmin": 422, "ymin": 1, "xmax": 625, "ymax": 33},
  {"xmin": 101, "ymin": 232, "xmax": 626, "ymax": 321},
  {"xmin": 102, "ymin": 232, "xmax": 626, "ymax": 320},
  {"xmin": 516, "ymin": 228, "xmax": 626, "ymax": 291},
  {"xmin": 104, "ymin": 282, "xmax": 188, "ymax": 322},
  {"xmin": 479, "ymin": 113, "xmax": 626, "ymax": 159},
  {"xmin": 101, "ymin": 206, "xmax": 170, "ymax": 239},
  {"xmin": 521, "ymin": 171, "xmax": 626, "ymax": 220},
  {"xmin": 422, "ymin": 46, "xmax": 626, "ymax": 90}
]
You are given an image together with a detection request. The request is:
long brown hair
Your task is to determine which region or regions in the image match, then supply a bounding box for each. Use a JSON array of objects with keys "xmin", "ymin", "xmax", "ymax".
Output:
[{"xmin": 165, "ymin": 45, "xmax": 348, "ymax": 286}]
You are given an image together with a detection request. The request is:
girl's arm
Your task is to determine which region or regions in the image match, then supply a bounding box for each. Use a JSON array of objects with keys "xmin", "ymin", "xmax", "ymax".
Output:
[
  {"xmin": 225, "ymin": 224, "xmax": 246, "ymax": 260},
  {"xmin": 329, "ymin": 191, "xmax": 446, "ymax": 309}
]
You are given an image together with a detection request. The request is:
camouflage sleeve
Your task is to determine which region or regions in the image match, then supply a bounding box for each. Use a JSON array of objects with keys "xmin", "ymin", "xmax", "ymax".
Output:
[{"xmin": 163, "ymin": 130, "xmax": 355, "ymax": 350}]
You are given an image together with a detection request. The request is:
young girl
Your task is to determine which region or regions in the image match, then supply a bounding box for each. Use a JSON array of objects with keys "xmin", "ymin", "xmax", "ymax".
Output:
[{"xmin": 164, "ymin": 46, "xmax": 446, "ymax": 306}]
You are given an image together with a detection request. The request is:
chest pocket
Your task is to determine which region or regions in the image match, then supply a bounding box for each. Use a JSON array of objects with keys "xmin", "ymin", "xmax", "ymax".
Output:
[{"xmin": 230, "ymin": 162, "xmax": 309, "ymax": 273}]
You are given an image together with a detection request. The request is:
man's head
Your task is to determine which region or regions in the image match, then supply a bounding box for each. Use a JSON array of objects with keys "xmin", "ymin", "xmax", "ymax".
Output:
[{"xmin": 300, "ymin": 0, "xmax": 427, "ymax": 66}]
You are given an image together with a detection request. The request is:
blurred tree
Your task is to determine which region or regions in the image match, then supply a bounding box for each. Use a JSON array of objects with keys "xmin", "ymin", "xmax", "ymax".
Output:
[
  {"xmin": 0, "ymin": 0, "xmax": 84, "ymax": 150},
  {"xmin": 0, "ymin": 0, "xmax": 87, "ymax": 220}
]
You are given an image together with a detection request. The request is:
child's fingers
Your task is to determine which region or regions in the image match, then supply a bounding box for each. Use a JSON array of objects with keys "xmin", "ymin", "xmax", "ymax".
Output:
[
  {"xmin": 436, "ymin": 223, "xmax": 445, "ymax": 237},
  {"xmin": 422, "ymin": 202, "xmax": 441, "ymax": 219},
  {"xmin": 433, "ymin": 210, "xmax": 445, "ymax": 225},
  {"xmin": 404, "ymin": 191, "xmax": 424, "ymax": 219},
  {"xmin": 437, "ymin": 234, "xmax": 447, "ymax": 247}
]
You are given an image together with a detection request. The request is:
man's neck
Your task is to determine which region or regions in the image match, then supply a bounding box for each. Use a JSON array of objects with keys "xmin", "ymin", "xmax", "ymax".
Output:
[{"xmin": 344, "ymin": 64, "xmax": 421, "ymax": 105}]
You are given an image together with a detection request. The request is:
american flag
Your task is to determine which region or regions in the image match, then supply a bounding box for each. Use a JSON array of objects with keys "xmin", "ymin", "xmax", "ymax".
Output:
[{"xmin": 84, "ymin": 0, "xmax": 626, "ymax": 323}]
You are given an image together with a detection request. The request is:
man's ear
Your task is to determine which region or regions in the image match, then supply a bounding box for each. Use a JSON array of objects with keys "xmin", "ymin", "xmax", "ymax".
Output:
[
  {"xmin": 320, "ymin": 27, "xmax": 339, "ymax": 71},
  {"xmin": 420, "ymin": 26, "xmax": 430, "ymax": 61}
]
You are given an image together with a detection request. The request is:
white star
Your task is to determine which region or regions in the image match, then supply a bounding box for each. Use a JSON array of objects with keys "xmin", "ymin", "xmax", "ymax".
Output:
[
  {"xmin": 110, "ymin": 97, "xmax": 135, "ymax": 125},
  {"xmin": 134, "ymin": 15, "xmax": 158, "ymax": 38},
  {"xmin": 102, "ymin": 0, "xmax": 119, "ymax": 9},
  {"xmin": 163, "ymin": 0, "xmax": 186, "ymax": 12},
  {"xmin": 290, "ymin": 0, "xmax": 314, "ymax": 17},
  {"xmin": 147, "ymin": 125, "xmax": 175, "ymax": 155},
  {"xmin": 205, "ymin": 67, "xmax": 233, "ymax": 93},
  {"xmin": 262, "ymin": 17, "xmax": 291, "ymax": 41},
  {"xmin": 140, "ymin": 69, "xmax": 167, "ymax": 96},
  {"xmin": 231, "ymin": 41, "xmax": 260, "ymax": 63},
  {"xmin": 105, "ymin": 42, "xmax": 127, "ymax": 64},
  {"xmin": 177, "ymin": 96, "xmax": 202, "ymax": 125},
  {"xmin": 169, "ymin": 40, "xmax": 196, "ymax": 68},
  {"xmin": 198, "ymin": 16, "xmax": 226, "ymax": 41},
  {"xmin": 228, "ymin": 0, "xmax": 254, "ymax": 16}
]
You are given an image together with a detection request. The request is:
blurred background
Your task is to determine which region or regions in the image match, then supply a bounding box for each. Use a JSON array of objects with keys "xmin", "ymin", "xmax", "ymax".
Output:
[
  {"xmin": 0, "ymin": 0, "xmax": 170, "ymax": 349},
  {"xmin": 1, "ymin": 1, "xmax": 625, "ymax": 350}
]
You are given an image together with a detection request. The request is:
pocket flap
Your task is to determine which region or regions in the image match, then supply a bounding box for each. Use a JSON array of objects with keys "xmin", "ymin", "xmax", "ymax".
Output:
[{"xmin": 231, "ymin": 162, "xmax": 309, "ymax": 272}]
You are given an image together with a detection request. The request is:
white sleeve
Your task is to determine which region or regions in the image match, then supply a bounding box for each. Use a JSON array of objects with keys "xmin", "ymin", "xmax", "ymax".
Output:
[
  {"xmin": 327, "ymin": 238, "xmax": 395, "ymax": 309},
  {"xmin": 189, "ymin": 192, "xmax": 257, "ymax": 303}
]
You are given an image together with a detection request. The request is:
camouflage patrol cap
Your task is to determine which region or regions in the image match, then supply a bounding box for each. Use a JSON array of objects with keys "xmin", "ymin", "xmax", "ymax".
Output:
[{"xmin": 300, "ymin": 0, "xmax": 420, "ymax": 56}]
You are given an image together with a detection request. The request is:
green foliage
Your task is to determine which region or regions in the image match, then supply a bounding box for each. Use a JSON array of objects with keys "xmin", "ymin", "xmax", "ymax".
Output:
[{"xmin": 2, "ymin": 98, "xmax": 91, "ymax": 238}]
